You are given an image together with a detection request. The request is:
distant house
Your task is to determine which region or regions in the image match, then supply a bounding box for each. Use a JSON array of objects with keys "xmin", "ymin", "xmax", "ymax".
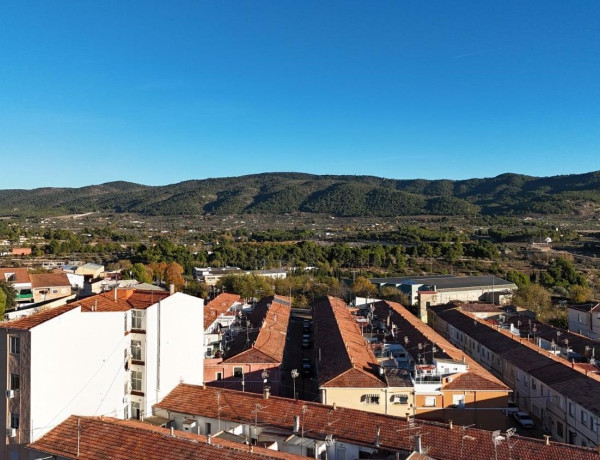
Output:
[
  {"xmin": 74, "ymin": 262, "xmax": 104, "ymax": 278},
  {"xmin": 0, "ymin": 267, "xmax": 33, "ymax": 303},
  {"xmin": 29, "ymin": 273, "xmax": 72, "ymax": 303},
  {"xmin": 10, "ymin": 248, "xmax": 31, "ymax": 256}
]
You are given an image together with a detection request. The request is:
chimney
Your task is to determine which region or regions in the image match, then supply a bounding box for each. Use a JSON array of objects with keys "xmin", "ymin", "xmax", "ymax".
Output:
[
  {"xmin": 332, "ymin": 402, "xmax": 337, "ymax": 411},
  {"xmin": 414, "ymin": 434, "xmax": 422, "ymax": 453},
  {"xmin": 170, "ymin": 283, "xmax": 175, "ymax": 295},
  {"xmin": 544, "ymin": 435, "xmax": 551, "ymax": 446},
  {"xmin": 293, "ymin": 415, "xmax": 300, "ymax": 433},
  {"xmin": 448, "ymin": 420, "xmax": 453, "ymax": 430},
  {"xmin": 114, "ymin": 287, "xmax": 118, "ymax": 301},
  {"xmin": 207, "ymin": 434, "xmax": 212, "ymax": 445},
  {"xmin": 263, "ymin": 386, "xmax": 270, "ymax": 400},
  {"xmin": 375, "ymin": 425, "xmax": 381, "ymax": 447},
  {"xmin": 170, "ymin": 427, "xmax": 175, "ymax": 437}
]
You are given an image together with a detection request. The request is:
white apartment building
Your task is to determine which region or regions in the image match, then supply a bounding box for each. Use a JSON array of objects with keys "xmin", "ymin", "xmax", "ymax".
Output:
[{"xmin": 0, "ymin": 289, "xmax": 204, "ymax": 460}]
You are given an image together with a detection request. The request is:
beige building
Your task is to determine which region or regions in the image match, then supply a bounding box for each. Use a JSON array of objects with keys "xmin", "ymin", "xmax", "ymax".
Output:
[{"xmin": 29, "ymin": 273, "xmax": 72, "ymax": 303}]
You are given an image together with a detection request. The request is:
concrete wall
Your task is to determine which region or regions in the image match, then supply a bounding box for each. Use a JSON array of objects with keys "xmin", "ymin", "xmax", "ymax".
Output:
[{"xmin": 321, "ymin": 386, "xmax": 415, "ymax": 418}]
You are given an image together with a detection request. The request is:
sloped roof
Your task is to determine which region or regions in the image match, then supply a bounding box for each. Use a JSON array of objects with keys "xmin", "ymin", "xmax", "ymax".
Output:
[
  {"xmin": 379, "ymin": 301, "xmax": 508, "ymax": 392},
  {"xmin": 27, "ymin": 415, "xmax": 305, "ymax": 460},
  {"xmin": 0, "ymin": 267, "xmax": 30, "ymax": 284},
  {"xmin": 204, "ymin": 292, "xmax": 241, "ymax": 330},
  {"xmin": 30, "ymin": 272, "xmax": 71, "ymax": 288},
  {"xmin": 314, "ymin": 296, "xmax": 385, "ymax": 388},
  {"xmin": 155, "ymin": 384, "xmax": 599, "ymax": 460},
  {"xmin": 223, "ymin": 295, "xmax": 291, "ymax": 364},
  {"xmin": 568, "ymin": 302, "xmax": 600, "ymax": 313},
  {"xmin": 0, "ymin": 289, "xmax": 171, "ymax": 330}
]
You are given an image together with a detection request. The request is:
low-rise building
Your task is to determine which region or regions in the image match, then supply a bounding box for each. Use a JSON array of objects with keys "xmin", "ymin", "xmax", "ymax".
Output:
[
  {"xmin": 153, "ymin": 383, "xmax": 599, "ymax": 460},
  {"xmin": 0, "ymin": 268, "xmax": 33, "ymax": 304},
  {"xmin": 29, "ymin": 273, "xmax": 72, "ymax": 303},
  {"xmin": 204, "ymin": 295, "xmax": 291, "ymax": 395},
  {"xmin": 27, "ymin": 415, "xmax": 306, "ymax": 460},
  {"xmin": 429, "ymin": 303, "xmax": 600, "ymax": 447},
  {"xmin": 203, "ymin": 292, "xmax": 244, "ymax": 358}
]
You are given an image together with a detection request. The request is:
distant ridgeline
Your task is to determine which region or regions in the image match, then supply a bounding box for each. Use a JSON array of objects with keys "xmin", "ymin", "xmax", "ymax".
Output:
[{"xmin": 1, "ymin": 171, "xmax": 599, "ymax": 217}]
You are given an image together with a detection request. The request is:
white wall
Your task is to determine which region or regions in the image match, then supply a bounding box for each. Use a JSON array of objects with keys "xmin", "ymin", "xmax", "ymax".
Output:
[
  {"xmin": 30, "ymin": 308, "xmax": 127, "ymax": 441},
  {"xmin": 143, "ymin": 293, "xmax": 204, "ymax": 415}
]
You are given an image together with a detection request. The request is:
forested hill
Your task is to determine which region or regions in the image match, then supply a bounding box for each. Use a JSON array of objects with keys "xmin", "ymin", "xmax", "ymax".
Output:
[{"xmin": 1, "ymin": 171, "xmax": 600, "ymax": 217}]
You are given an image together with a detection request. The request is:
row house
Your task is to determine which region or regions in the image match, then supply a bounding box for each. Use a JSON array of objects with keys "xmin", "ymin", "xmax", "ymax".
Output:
[
  {"xmin": 0, "ymin": 288, "xmax": 204, "ymax": 460},
  {"xmin": 203, "ymin": 292, "xmax": 244, "ymax": 358},
  {"xmin": 152, "ymin": 383, "xmax": 600, "ymax": 460},
  {"xmin": 430, "ymin": 304, "xmax": 600, "ymax": 448},
  {"xmin": 312, "ymin": 297, "xmax": 510, "ymax": 428},
  {"xmin": 204, "ymin": 295, "xmax": 291, "ymax": 395},
  {"xmin": 27, "ymin": 415, "xmax": 306, "ymax": 460},
  {"xmin": 29, "ymin": 273, "xmax": 72, "ymax": 304}
]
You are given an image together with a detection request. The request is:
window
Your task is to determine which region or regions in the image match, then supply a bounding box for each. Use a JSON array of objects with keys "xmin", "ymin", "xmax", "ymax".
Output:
[
  {"xmin": 51, "ymin": 289, "xmax": 58, "ymax": 294},
  {"xmin": 582, "ymin": 411, "xmax": 588, "ymax": 427},
  {"xmin": 124, "ymin": 312, "xmax": 128, "ymax": 332},
  {"xmin": 9, "ymin": 336, "xmax": 20, "ymax": 355},
  {"xmin": 131, "ymin": 310, "xmax": 143, "ymax": 329},
  {"xmin": 131, "ymin": 340, "xmax": 142, "ymax": 361},
  {"xmin": 216, "ymin": 372, "xmax": 223, "ymax": 381},
  {"xmin": 362, "ymin": 394, "xmax": 380, "ymax": 405},
  {"xmin": 233, "ymin": 367, "xmax": 243, "ymax": 378},
  {"xmin": 10, "ymin": 413, "xmax": 19, "ymax": 430},
  {"xmin": 591, "ymin": 417, "xmax": 596, "ymax": 432},
  {"xmin": 10, "ymin": 374, "xmax": 19, "ymax": 391},
  {"xmin": 557, "ymin": 421, "xmax": 564, "ymax": 438},
  {"xmin": 205, "ymin": 422, "xmax": 212, "ymax": 435},
  {"xmin": 392, "ymin": 394, "xmax": 409, "ymax": 404},
  {"xmin": 569, "ymin": 402, "xmax": 575, "ymax": 418},
  {"xmin": 531, "ymin": 379, "xmax": 536, "ymax": 390},
  {"xmin": 425, "ymin": 396, "xmax": 437, "ymax": 407},
  {"xmin": 452, "ymin": 394, "xmax": 465, "ymax": 407},
  {"xmin": 131, "ymin": 401, "xmax": 141, "ymax": 420},
  {"xmin": 578, "ymin": 314, "xmax": 583, "ymax": 323},
  {"xmin": 131, "ymin": 370, "xmax": 142, "ymax": 392}
]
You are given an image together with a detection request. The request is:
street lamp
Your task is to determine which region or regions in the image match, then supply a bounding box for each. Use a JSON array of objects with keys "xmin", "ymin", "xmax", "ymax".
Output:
[{"xmin": 291, "ymin": 369, "xmax": 299, "ymax": 399}]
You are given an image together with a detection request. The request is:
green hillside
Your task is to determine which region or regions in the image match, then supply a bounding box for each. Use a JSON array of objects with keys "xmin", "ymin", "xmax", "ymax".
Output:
[{"xmin": 1, "ymin": 171, "xmax": 599, "ymax": 218}]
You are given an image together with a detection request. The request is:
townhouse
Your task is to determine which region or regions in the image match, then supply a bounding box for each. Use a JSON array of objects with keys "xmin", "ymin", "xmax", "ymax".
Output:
[
  {"xmin": 430, "ymin": 303, "xmax": 600, "ymax": 447},
  {"xmin": 203, "ymin": 292, "xmax": 244, "ymax": 358},
  {"xmin": 312, "ymin": 297, "xmax": 509, "ymax": 428},
  {"xmin": 568, "ymin": 302, "xmax": 600, "ymax": 339},
  {"xmin": 153, "ymin": 383, "xmax": 600, "ymax": 460},
  {"xmin": 27, "ymin": 415, "xmax": 306, "ymax": 460},
  {"xmin": 0, "ymin": 288, "xmax": 204, "ymax": 460},
  {"xmin": 204, "ymin": 295, "xmax": 291, "ymax": 395},
  {"xmin": 28, "ymin": 273, "xmax": 72, "ymax": 304}
]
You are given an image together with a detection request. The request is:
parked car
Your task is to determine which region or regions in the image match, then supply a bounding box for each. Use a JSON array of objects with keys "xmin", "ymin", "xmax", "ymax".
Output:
[
  {"xmin": 513, "ymin": 411, "xmax": 534, "ymax": 428},
  {"xmin": 302, "ymin": 358, "xmax": 312, "ymax": 375},
  {"xmin": 303, "ymin": 320, "xmax": 312, "ymax": 332},
  {"xmin": 302, "ymin": 337, "xmax": 310, "ymax": 348},
  {"xmin": 502, "ymin": 401, "xmax": 519, "ymax": 415}
]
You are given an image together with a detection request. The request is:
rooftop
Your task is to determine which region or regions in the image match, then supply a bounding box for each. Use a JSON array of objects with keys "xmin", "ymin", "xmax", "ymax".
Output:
[
  {"xmin": 204, "ymin": 292, "xmax": 242, "ymax": 330},
  {"xmin": 568, "ymin": 302, "xmax": 600, "ymax": 313},
  {"xmin": 223, "ymin": 295, "xmax": 291, "ymax": 364},
  {"xmin": 314, "ymin": 296, "xmax": 385, "ymax": 388},
  {"xmin": 27, "ymin": 415, "xmax": 306, "ymax": 460},
  {"xmin": 30, "ymin": 272, "xmax": 71, "ymax": 288},
  {"xmin": 155, "ymin": 384, "xmax": 599, "ymax": 460},
  {"xmin": 0, "ymin": 267, "xmax": 30, "ymax": 284},
  {"xmin": 371, "ymin": 275, "xmax": 516, "ymax": 291}
]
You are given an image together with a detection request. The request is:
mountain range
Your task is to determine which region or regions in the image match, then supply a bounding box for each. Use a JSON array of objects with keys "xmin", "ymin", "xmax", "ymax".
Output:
[{"xmin": 1, "ymin": 171, "xmax": 599, "ymax": 218}]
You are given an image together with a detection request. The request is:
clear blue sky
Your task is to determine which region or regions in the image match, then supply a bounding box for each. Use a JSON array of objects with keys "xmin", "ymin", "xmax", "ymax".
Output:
[{"xmin": 1, "ymin": 1, "xmax": 599, "ymax": 189}]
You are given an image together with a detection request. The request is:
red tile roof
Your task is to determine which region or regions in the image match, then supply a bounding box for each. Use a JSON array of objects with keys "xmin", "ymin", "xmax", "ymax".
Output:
[
  {"xmin": 204, "ymin": 292, "xmax": 241, "ymax": 330},
  {"xmin": 224, "ymin": 295, "xmax": 291, "ymax": 364},
  {"xmin": 27, "ymin": 415, "xmax": 305, "ymax": 460},
  {"xmin": 30, "ymin": 272, "xmax": 71, "ymax": 288},
  {"xmin": 314, "ymin": 296, "xmax": 385, "ymax": 388},
  {"xmin": 0, "ymin": 267, "xmax": 30, "ymax": 284},
  {"xmin": 380, "ymin": 301, "xmax": 509, "ymax": 391},
  {"xmin": 0, "ymin": 289, "xmax": 171, "ymax": 330},
  {"xmin": 155, "ymin": 384, "xmax": 599, "ymax": 460}
]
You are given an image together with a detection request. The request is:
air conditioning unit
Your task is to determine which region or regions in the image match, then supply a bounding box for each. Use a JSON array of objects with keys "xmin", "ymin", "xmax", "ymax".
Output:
[
  {"xmin": 6, "ymin": 428, "xmax": 16, "ymax": 438},
  {"xmin": 6, "ymin": 390, "xmax": 14, "ymax": 399}
]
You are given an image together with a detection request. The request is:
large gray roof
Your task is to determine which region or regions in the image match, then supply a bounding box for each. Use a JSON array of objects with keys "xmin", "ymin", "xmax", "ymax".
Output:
[{"xmin": 371, "ymin": 275, "xmax": 516, "ymax": 291}]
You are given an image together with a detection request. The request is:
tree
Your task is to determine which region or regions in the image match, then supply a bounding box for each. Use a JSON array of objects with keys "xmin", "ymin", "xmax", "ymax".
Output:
[
  {"xmin": 0, "ymin": 288, "xmax": 6, "ymax": 319},
  {"xmin": 0, "ymin": 280, "xmax": 16, "ymax": 314},
  {"xmin": 183, "ymin": 281, "xmax": 209, "ymax": 299},
  {"xmin": 570, "ymin": 285, "xmax": 593, "ymax": 304},
  {"xmin": 148, "ymin": 262, "xmax": 167, "ymax": 285},
  {"xmin": 131, "ymin": 263, "xmax": 152, "ymax": 284},
  {"xmin": 379, "ymin": 286, "xmax": 409, "ymax": 306},
  {"xmin": 506, "ymin": 270, "xmax": 530, "ymax": 288},
  {"xmin": 512, "ymin": 284, "xmax": 552, "ymax": 315},
  {"xmin": 164, "ymin": 262, "xmax": 185, "ymax": 291},
  {"xmin": 351, "ymin": 276, "xmax": 377, "ymax": 298}
]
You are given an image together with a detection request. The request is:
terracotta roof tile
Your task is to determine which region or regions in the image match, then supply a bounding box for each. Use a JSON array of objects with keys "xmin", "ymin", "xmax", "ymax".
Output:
[
  {"xmin": 204, "ymin": 293, "xmax": 242, "ymax": 330},
  {"xmin": 155, "ymin": 384, "xmax": 599, "ymax": 460},
  {"xmin": 224, "ymin": 295, "xmax": 291, "ymax": 364},
  {"xmin": 314, "ymin": 297, "xmax": 385, "ymax": 388},
  {"xmin": 379, "ymin": 301, "xmax": 508, "ymax": 391},
  {"xmin": 30, "ymin": 272, "xmax": 71, "ymax": 288},
  {"xmin": 0, "ymin": 304, "xmax": 79, "ymax": 330},
  {"xmin": 0, "ymin": 267, "xmax": 30, "ymax": 284},
  {"xmin": 27, "ymin": 415, "xmax": 306, "ymax": 459}
]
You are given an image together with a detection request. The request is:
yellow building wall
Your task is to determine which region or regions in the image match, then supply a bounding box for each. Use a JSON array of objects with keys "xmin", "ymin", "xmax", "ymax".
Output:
[{"xmin": 322, "ymin": 386, "xmax": 415, "ymax": 417}]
